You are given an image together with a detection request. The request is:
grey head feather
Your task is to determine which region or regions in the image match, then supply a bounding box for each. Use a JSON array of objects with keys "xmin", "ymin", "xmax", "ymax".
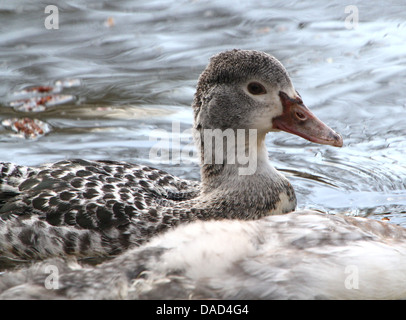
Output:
[{"xmin": 193, "ymin": 49, "xmax": 292, "ymax": 121}]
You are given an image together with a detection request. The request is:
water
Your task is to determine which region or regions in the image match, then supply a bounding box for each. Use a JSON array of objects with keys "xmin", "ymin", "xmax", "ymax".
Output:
[{"xmin": 0, "ymin": 0, "xmax": 405, "ymax": 224}]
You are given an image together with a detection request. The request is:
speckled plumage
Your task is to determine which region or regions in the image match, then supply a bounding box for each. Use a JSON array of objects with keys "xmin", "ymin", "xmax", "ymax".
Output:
[
  {"xmin": 0, "ymin": 49, "xmax": 305, "ymax": 267},
  {"xmin": 2, "ymin": 211, "xmax": 406, "ymax": 300},
  {"xmin": 0, "ymin": 160, "xmax": 201, "ymax": 264}
]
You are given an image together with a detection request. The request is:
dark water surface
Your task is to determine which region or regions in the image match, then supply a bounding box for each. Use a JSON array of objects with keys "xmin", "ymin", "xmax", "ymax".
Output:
[{"xmin": 0, "ymin": 0, "xmax": 405, "ymax": 224}]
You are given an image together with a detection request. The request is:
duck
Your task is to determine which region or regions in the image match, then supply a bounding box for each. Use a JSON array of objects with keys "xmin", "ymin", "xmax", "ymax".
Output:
[{"xmin": 0, "ymin": 49, "xmax": 343, "ymax": 267}]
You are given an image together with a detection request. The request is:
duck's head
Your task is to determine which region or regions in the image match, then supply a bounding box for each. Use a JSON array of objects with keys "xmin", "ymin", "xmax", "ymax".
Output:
[{"xmin": 193, "ymin": 49, "xmax": 343, "ymax": 147}]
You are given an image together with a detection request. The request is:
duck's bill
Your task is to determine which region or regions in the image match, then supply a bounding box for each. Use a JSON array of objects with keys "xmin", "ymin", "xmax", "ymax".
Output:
[{"xmin": 272, "ymin": 91, "xmax": 343, "ymax": 147}]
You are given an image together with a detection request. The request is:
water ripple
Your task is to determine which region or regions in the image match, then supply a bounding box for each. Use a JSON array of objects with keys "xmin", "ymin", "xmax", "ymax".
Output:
[{"xmin": 0, "ymin": 0, "xmax": 405, "ymax": 223}]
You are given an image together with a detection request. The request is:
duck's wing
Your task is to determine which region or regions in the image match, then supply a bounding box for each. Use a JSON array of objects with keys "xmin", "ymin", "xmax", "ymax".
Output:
[
  {"xmin": 0, "ymin": 160, "xmax": 200, "ymax": 267},
  {"xmin": 0, "ymin": 159, "xmax": 199, "ymax": 221}
]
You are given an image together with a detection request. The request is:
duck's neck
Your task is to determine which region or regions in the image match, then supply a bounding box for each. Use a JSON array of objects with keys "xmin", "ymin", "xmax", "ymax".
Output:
[{"xmin": 195, "ymin": 129, "xmax": 297, "ymax": 219}]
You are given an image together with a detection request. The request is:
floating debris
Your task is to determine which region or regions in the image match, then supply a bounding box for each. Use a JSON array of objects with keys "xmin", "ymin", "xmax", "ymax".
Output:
[
  {"xmin": 9, "ymin": 95, "xmax": 75, "ymax": 112},
  {"xmin": 12, "ymin": 85, "xmax": 57, "ymax": 95},
  {"xmin": 104, "ymin": 17, "xmax": 115, "ymax": 28},
  {"xmin": 8, "ymin": 79, "xmax": 81, "ymax": 112},
  {"xmin": 1, "ymin": 117, "xmax": 51, "ymax": 139},
  {"xmin": 12, "ymin": 79, "xmax": 81, "ymax": 96}
]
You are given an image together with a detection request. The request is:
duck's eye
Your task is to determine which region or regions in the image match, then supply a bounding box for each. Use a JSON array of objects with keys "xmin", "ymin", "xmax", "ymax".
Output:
[{"xmin": 247, "ymin": 82, "xmax": 267, "ymax": 95}]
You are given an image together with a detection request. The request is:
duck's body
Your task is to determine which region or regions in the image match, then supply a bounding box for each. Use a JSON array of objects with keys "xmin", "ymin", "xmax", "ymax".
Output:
[
  {"xmin": 1, "ymin": 211, "xmax": 406, "ymax": 300},
  {"xmin": 2, "ymin": 49, "xmax": 342, "ymax": 266},
  {"xmin": 0, "ymin": 152, "xmax": 295, "ymax": 265}
]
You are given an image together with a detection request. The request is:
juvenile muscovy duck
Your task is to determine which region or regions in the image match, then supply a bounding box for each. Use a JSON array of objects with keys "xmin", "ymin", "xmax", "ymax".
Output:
[{"xmin": 0, "ymin": 49, "xmax": 342, "ymax": 266}]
